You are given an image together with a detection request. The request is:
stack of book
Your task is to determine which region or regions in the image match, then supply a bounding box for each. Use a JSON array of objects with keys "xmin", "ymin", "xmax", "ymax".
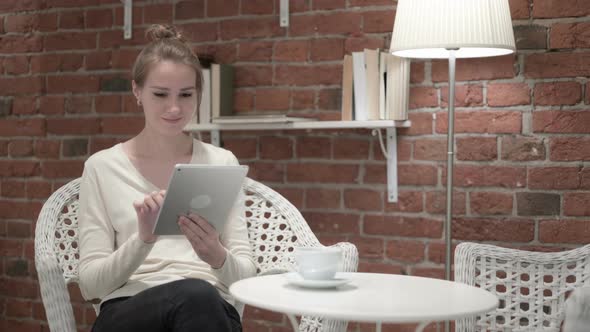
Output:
[
  {"xmin": 197, "ymin": 63, "xmax": 234, "ymax": 124},
  {"xmin": 341, "ymin": 49, "xmax": 411, "ymax": 121}
]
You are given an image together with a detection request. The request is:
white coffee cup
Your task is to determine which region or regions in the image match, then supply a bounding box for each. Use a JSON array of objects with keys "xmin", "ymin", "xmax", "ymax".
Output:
[{"xmin": 293, "ymin": 246, "xmax": 342, "ymax": 280}]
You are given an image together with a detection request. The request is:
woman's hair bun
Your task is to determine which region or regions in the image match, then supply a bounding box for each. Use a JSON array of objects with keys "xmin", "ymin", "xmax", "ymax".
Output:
[{"xmin": 146, "ymin": 24, "xmax": 185, "ymax": 42}]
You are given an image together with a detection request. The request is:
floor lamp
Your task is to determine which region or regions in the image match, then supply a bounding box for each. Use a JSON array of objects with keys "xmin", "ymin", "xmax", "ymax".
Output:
[{"xmin": 390, "ymin": 1, "xmax": 515, "ymax": 330}]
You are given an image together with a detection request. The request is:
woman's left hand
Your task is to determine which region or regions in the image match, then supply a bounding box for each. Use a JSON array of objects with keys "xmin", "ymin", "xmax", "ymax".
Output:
[{"xmin": 178, "ymin": 213, "xmax": 227, "ymax": 269}]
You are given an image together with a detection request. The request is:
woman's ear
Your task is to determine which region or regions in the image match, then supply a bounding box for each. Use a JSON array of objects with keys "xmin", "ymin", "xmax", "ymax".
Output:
[{"xmin": 132, "ymin": 80, "xmax": 141, "ymax": 100}]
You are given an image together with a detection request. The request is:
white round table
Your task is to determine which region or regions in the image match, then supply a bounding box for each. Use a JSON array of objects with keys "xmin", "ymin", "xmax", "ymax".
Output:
[{"xmin": 229, "ymin": 272, "xmax": 498, "ymax": 332}]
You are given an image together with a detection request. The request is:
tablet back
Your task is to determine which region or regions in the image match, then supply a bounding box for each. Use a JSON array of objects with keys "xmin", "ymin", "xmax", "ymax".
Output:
[{"xmin": 153, "ymin": 164, "xmax": 248, "ymax": 235}]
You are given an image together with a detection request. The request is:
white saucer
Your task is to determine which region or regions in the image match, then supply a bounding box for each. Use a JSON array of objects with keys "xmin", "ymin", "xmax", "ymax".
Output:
[{"xmin": 284, "ymin": 272, "xmax": 351, "ymax": 289}]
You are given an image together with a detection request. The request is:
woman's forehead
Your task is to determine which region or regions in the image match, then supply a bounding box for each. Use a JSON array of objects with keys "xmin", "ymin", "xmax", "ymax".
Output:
[{"xmin": 144, "ymin": 60, "xmax": 196, "ymax": 88}]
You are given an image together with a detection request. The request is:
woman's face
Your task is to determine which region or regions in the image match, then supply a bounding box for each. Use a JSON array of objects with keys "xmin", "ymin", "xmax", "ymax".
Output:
[{"xmin": 133, "ymin": 60, "xmax": 198, "ymax": 137}]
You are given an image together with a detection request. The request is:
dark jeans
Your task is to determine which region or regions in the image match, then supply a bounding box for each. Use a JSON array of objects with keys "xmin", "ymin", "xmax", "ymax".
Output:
[{"xmin": 91, "ymin": 279, "xmax": 242, "ymax": 332}]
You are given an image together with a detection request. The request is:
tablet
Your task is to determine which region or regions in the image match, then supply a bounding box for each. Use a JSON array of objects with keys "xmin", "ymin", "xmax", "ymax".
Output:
[{"xmin": 152, "ymin": 164, "xmax": 249, "ymax": 236}]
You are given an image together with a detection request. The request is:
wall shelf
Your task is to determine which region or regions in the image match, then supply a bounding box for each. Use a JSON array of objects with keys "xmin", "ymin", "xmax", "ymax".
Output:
[{"xmin": 184, "ymin": 119, "xmax": 411, "ymax": 203}]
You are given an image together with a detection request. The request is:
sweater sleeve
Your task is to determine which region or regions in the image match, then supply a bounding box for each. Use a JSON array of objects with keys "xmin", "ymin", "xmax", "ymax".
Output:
[
  {"xmin": 211, "ymin": 153, "xmax": 256, "ymax": 286},
  {"xmin": 77, "ymin": 160, "xmax": 154, "ymax": 301}
]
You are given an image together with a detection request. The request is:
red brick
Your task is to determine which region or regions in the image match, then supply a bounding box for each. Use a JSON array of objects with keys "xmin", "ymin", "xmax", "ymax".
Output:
[
  {"xmin": 457, "ymin": 137, "xmax": 497, "ymax": 161},
  {"xmin": 534, "ymin": 81, "xmax": 582, "ymax": 106},
  {"xmin": 550, "ymin": 137, "xmax": 590, "ymax": 161},
  {"xmin": 287, "ymin": 163, "xmax": 358, "ymax": 183},
  {"xmin": 274, "ymin": 40, "xmax": 308, "ymax": 62},
  {"xmin": 65, "ymin": 96, "xmax": 92, "ymax": 114},
  {"xmin": 0, "ymin": 119, "xmax": 45, "ymax": 137},
  {"xmin": 295, "ymin": 136, "xmax": 331, "ymax": 159},
  {"xmin": 564, "ymin": 193, "xmax": 590, "ymax": 216},
  {"xmin": 232, "ymin": 90, "xmax": 254, "ymax": 113},
  {"xmin": 0, "ymin": 34, "xmax": 42, "ymax": 53},
  {"xmin": 12, "ymin": 96, "xmax": 37, "ymax": 115},
  {"xmin": 41, "ymin": 160, "xmax": 84, "ymax": 179},
  {"xmin": 349, "ymin": 236, "xmax": 384, "ymax": 259},
  {"xmin": 207, "ymin": 0, "xmax": 238, "ymax": 16},
  {"xmin": 390, "ymin": 164, "xmax": 437, "ymax": 186},
  {"xmin": 95, "ymin": 95, "xmax": 121, "ymax": 114},
  {"xmin": 487, "ymin": 83, "xmax": 531, "ymax": 107},
  {"xmin": 38, "ymin": 96, "xmax": 64, "ymax": 116},
  {"xmin": 255, "ymin": 88, "xmax": 290, "ymax": 110},
  {"xmin": 441, "ymin": 84, "xmax": 484, "ymax": 107},
  {"xmin": 4, "ymin": 56, "xmax": 29, "ymax": 75},
  {"xmin": 517, "ymin": 192, "xmax": 560, "ymax": 216},
  {"xmin": 529, "ymin": 167, "xmax": 581, "ymax": 189},
  {"xmin": 533, "ymin": 0, "xmax": 590, "ymax": 18},
  {"xmin": 454, "ymin": 218, "xmax": 535, "ymax": 242},
  {"xmin": 0, "ymin": 161, "xmax": 40, "ymax": 177},
  {"xmin": 90, "ymin": 137, "xmax": 121, "ymax": 154},
  {"xmin": 306, "ymin": 188, "xmax": 340, "ymax": 209},
  {"xmin": 425, "ymin": 191, "xmax": 467, "ymax": 215},
  {"xmin": 235, "ymin": 65, "xmax": 273, "ymax": 87},
  {"xmin": 343, "ymin": 36, "xmax": 387, "ymax": 53},
  {"xmin": 275, "ymin": 65, "xmax": 341, "ymax": 86},
  {"xmin": 46, "ymin": 75, "xmax": 99, "ymax": 93},
  {"xmin": 533, "ymin": 110, "xmax": 590, "ymax": 134},
  {"xmin": 259, "ymin": 136, "xmax": 293, "ymax": 160},
  {"xmin": 318, "ymin": 88, "xmax": 340, "ymax": 110},
  {"xmin": 47, "ymin": 118, "xmax": 100, "ymax": 135},
  {"xmin": 220, "ymin": 18, "xmax": 282, "ymax": 40},
  {"xmin": 0, "ymin": 77, "xmax": 44, "ymax": 95},
  {"xmin": 97, "ymin": 28, "xmax": 146, "ymax": 48},
  {"xmin": 44, "ymin": 32, "xmax": 96, "ymax": 51},
  {"xmin": 550, "ymin": 22, "xmax": 590, "ymax": 49},
  {"xmin": 222, "ymin": 137, "xmax": 257, "ymax": 159},
  {"xmin": 364, "ymin": 215, "xmax": 443, "ymax": 238},
  {"xmin": 386, "ymin": 240, "xmax": 425, "ymax": 263},
  {"xmin": 501, "ymin": 136, "xmax": 545, "ymax": 161},
  {"xmin": 470, "ymin": 191, "xmax": 513, "ymax": 215},
  {"xmin": 374, "ymin": 138, "xmax": 411, "ymax": 162},
  {"xmin": 175, "ymin": 0, "xmax": 204, "ymax": 20},
  {"xmin": 86, "ymin": 8, "xmax": 112, "ymax": 28},
  {"xmin": 0, "ymin": 318, "xmax": 43, "ymax": 332},
  {"xmin": 312, "ymin": 0, "xmax": 344, "ymax": 10},
  {"xmin": 59, "ymin": 10, "xmax": 84, "ymax": 29},
  {"xmin": 514, "ymin": 25, "xmax": 548, "ymax": 49},
  {"xmin": 31, "ymin": 53, "xmax": 84, "ymax": 73},
  {"xmin": 414, "ymin": 138, "xmax": 446, "ymax": 161},
  {"xmin": 310, "ymin": 38, "xmax": 344, "ymax": 62},
  {"xmin": 539, "ymin": 219, "xmax": 590, "ymax": 244},
  {"xmin": 1, "ymin": 180, "xmax": 25, "ymax": 198},
  {"xmin": 273, "ymin": 187, "xmax": 304, "ymax": 209},
  {"xmin": 0, "ymin": 239, "xmax": 24, "ymax": 257},
  {"xmin": 411, "ymin": 267, "xmax": 445, "ymax": 280},
  {"xmin": 398, "ymin": 112, "xmax": 433, "ymax": 136},
  {"xmin": 113, "ymin": 5, "xmax": 142, "ymax": 26},
  {"xmin": 111, "ymin": 49, "xmax": 140, "ymax": 69},
  {"xmin": 6, "ymin": 220, "xmax": 30, "ymax": 237},
  {"xmin": 290, "ymin": 12, "xmax": 362, "ymax": 37},
  {"xmin": 303, "ymin": 212, "xmax": 360, "ymax": 234},
  {"xmin": 5, "ymin": 298, "xmax": 32, "ymax": 318},
  {"xmin": 38, "ymin": 12, "xmax": 58, "ymax": 31},
  {"xmin": 427, "ymin": 242, "xmax": 459, "ymax": 265},
  {"xmin": 27, "ymin": 181, "xmax": 52, "ymax": 199},
  {"xmin": 241, "ymin": 0, "xmax": 273, "ymax": 14},
  {"xmin": 384, "ymin": 191, "xmax": 423, "ymax": 213},
  {"xmin": 363, "ymin": 9, "xmax": 395, "ymax": 33},
  {"xmin": 101, "ymin": 116, "xmax": 144, "ymax": 135},
  {"xmin": 35, "ymin": 140, "xmax": 60, "ymax": 159},
  {"xmin": 238, "ymin": 41, "xmax": 273, "ymax": 61},
  {"xmin": 8, "ymin": 140, "xmax": 33, "ymax": 157},
  {"xmin": 333, "ymin": 138, "xmax": 369, "ymax": 160},
  {"xmin": 357, "ymin": 261, "xmax": 403, "ymax": 274},
  {"xmin": 246, "ymin": 162, "xmax": 284, "ymax": 182},
  {"xmin": 509, "ymin": 0, "xmax": 530, "ymax": 19},
  {"xmin": 343, "ymin": 188, "xmax": 382, "ymax": 211},
  {"xmin": 432, "ymin": 55, "xmax": 516, "ymax": 82},
  {"xmin": 143, "ymin": 3, "xmax": 173, "ymax": 23},
  {"xmin": 291, "ymin": 90, "xmax": 315, "ymax": 110},
  {"xmin": 85, "ymin": 51, "xmax": 112, "ymax": 70},
  {"xmin": 5, "ymin": 14, "xmax": 39, "ymax": 33},
  {"xmin": 525, "ymin": 52, "xmax": 590, "ymax": 78},
  {"xmin": 410, "ymin": 61, "xmax": 425, "ymax": 84},
  {"xmin": 409, "ymin": 87, "xmax": 438, "ymax": 109},
  {"xmin": 436, "ymin": 111, "xmax": 522, "ymax": 134},
  {"xmin": 32, "ymin": 302, "xmax": 47, "ymax": 321},
  {"xmin": 452, "ymin": 165, "xmax": 526, "ymax": 188}
]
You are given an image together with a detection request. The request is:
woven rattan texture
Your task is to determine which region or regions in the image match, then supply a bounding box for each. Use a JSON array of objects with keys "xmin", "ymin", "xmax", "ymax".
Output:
[
  {"xmin": 455, "ymin": 242, "xmax": 590, "ymax": 332},
  {"xmin": 35, "ymin": 177, "xmax": 358, "ymax": 332}
]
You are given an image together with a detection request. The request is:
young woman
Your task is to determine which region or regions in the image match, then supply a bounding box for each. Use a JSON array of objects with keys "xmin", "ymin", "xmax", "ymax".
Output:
[{"xmin": 78, "ymin": 24, "xmax": 255, "ymax": 332}]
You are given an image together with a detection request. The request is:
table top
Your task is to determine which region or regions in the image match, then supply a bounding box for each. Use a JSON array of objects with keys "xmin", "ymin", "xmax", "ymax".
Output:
[{"xmin": 229, "ymin": 272, "xmax": 498, "ymax": 323}]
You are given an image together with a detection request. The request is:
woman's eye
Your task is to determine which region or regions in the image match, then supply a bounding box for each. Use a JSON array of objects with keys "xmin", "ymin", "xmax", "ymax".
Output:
[
  {"xmin": 153, "ymin": 92, "xmax": 167, "ymax": 97},
  {"xmin": 180, "ymin": 93, "xmax": 193, "ymax": 98}
]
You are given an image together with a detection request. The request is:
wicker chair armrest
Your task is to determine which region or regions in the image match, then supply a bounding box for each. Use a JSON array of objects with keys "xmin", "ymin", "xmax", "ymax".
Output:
[
  {"xmin": 35, "ymin": 256, "xmax": 77, "ymax": 332},
  {"xmin": 328, "ymin": 242, "xmax": 359, "ymax": 273}
]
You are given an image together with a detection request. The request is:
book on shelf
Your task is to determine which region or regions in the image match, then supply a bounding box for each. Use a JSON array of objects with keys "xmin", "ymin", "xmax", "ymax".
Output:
[
  {"xmin": 198, "ymin": 67, "xmax": 211, "ymax": 124},
  {"xmin": 211, "ymin": 114, "xmax": 316, "ymax": 124},
  {"xmin": 211, "ymin": 63, "xmax": 234, "ymax": 119},
  {"xmin": 341, "ymin": 48, "xmax": 410, "ymax": 122}
]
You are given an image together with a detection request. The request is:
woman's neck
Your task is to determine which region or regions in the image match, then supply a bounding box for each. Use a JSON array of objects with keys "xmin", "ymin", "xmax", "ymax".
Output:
[{"xmin": 129, "ymin": 129, "xmax": 193, "ymax": 161}]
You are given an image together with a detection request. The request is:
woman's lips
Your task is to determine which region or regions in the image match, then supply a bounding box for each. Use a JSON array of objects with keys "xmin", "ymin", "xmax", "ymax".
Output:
[{"xmin": 162, "ymin": 117, "xmax": 182, "ymax": 124}]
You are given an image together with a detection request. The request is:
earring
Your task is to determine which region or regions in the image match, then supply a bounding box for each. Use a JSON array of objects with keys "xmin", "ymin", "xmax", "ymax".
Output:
[{"xmin": 137, "ymin": 99, "xmax": 142, "ymax": 106}]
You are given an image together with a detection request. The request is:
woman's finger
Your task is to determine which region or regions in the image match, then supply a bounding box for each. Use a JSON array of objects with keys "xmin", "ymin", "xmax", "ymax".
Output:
[
  {"xmin": 143, "ymin": 195, "xmax": 158, "ymax": 212},
  {"xmin": 179, "ymin": 216, "xmax": 204, "ymax": 241},
  {"xmin": 187, "ymin": 213, "xmax": 215, "ymax": 234}
]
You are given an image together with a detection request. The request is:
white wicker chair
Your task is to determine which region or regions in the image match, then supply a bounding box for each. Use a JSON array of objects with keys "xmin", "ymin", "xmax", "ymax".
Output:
[
  {"xmin": 35, "ymin": 177, "xmax": 359, "ymax": 332},
  {"xmin": 454, "ymin": 242, "xmax": 590, "ymax": 331}
]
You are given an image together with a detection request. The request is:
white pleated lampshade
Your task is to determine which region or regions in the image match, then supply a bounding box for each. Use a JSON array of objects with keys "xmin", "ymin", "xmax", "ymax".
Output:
[{"xmin": 390, "ymin": 0, "xmax": 516, "ymax": 59}]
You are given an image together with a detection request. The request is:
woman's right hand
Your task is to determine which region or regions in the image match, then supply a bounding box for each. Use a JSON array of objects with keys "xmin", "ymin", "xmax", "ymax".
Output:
[{"xmin": 133, "ymin": 190, "xmax": 166, "ymax": 243}]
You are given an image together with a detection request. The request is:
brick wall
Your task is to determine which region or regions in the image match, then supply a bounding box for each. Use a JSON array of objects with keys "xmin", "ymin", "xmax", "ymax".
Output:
[{"xmin": 1, "ymin": 0, "xmax": 589, "ymax": 331}]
